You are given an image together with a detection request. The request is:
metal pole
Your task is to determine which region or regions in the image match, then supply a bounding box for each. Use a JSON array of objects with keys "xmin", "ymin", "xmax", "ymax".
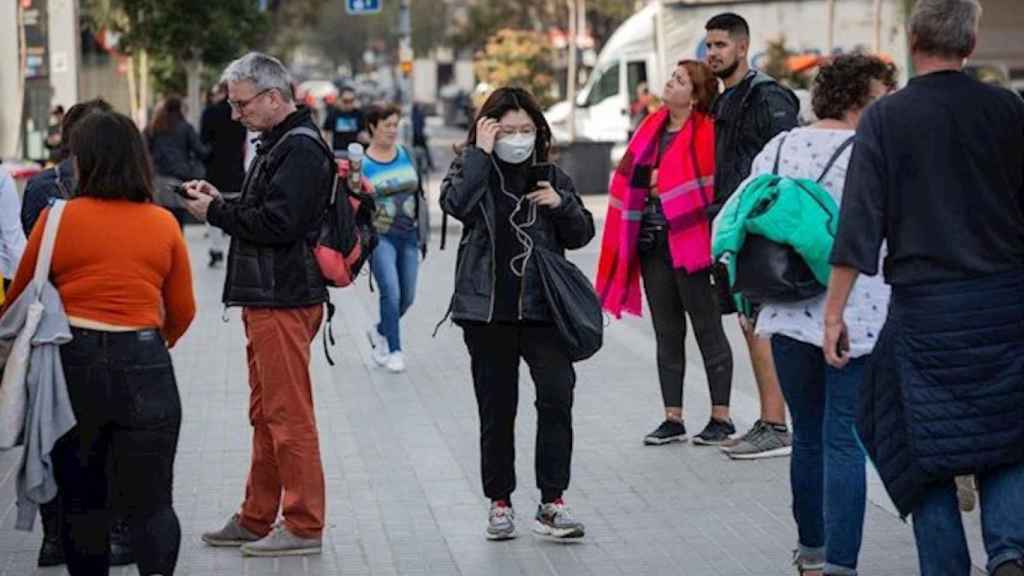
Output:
[
  {"xmin": 873, "ymin": 0, "xmax": 883, "ymax": 54},
  {"xmin": 826, "ymin": 0, "xmax": 835, "ymax": 54},
  {"xmin": 399, "ymin": 0, "xmax": 413, "ymax": 147},
  {"xmin": 566, "ymin": 0, "xmax": 578, "ymax": 143}
]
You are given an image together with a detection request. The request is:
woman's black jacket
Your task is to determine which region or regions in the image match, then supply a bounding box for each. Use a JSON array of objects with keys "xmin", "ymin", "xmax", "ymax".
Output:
[{"xmin": 440, "ymin": 146, "xmax": 595, "ymax": 323}]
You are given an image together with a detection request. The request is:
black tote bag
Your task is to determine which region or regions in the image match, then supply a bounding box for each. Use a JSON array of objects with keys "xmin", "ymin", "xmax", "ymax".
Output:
[{"xmin": 534, "ymin": 248, "xmax": 604, "ymax": 362}]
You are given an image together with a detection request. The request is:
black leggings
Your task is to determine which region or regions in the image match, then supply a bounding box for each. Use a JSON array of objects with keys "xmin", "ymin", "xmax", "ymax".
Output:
[
  {"xmin": 640, "ymin": 232, "xmax": 733, "ymax": 409},
  {"xmin": 52, "ymin": 328, "xmax": 182, "ymax": 576}
]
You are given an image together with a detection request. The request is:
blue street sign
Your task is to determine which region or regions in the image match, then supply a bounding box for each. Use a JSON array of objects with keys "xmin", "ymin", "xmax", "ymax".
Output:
[{"xmin": 346, "ymin": 0, "xmax": 382, "ymax": 15}]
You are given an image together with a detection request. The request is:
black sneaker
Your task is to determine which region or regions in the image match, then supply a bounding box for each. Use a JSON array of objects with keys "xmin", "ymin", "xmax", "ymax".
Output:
[
  {"xmin": 691, "ymin": 418, "xmax": 736, "ymax": 446},
  {"xmin": 643, "ymin": 420, "xmax": 687, "ymax": 445}
]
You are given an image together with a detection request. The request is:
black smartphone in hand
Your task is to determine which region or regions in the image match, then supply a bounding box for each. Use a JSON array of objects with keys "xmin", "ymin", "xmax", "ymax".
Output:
[
  {"xmin": 528, "ymin": 164, "xmax": 554, "ymax": 190},
  {"xmin": 172, "ymin": 184, "xmax": 195, "ymax": 200},
  {"xmin": 631, "ymin": 165, "xmax": 653, "ymax": 189}
]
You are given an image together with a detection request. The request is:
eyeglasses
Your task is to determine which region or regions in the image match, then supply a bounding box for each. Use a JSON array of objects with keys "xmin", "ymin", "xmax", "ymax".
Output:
[
  {"xmin": 498, "ymin": 126, "xmax": 537, "ymax": 137},
  {"xmin": 228, "ymin": 88, "xmax": 272, "ymax": 112}
]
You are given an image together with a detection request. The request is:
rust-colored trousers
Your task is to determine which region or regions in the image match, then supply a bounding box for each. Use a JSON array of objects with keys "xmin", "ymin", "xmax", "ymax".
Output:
[{"xmin": 238, "ymin": 305, "xmax": 325, "ymax": 539}]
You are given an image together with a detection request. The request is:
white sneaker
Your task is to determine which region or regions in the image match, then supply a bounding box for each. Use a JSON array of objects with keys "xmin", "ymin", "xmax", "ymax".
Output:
[
  {"xmin": 385, "ymin": 351, "xmax": 406, "ymax": 373},
  {"xmin": 366, "ymin": 327, "xmax": 389, "ymax": 366}
]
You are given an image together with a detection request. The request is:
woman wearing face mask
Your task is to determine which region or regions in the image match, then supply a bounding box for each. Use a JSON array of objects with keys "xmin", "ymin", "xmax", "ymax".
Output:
[
  {"xmin": 597, "ymin": 60, "xmax": 735, "ymax": 448},
  {"xmin": 440, "ymin": 87, "xmax": 595, "ymax": 542},
  {"xmin": 363, "ymin": 103, "xmax": 426, "ymax": 374}
]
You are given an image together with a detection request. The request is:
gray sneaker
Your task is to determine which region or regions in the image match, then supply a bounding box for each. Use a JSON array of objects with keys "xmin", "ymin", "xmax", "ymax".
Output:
[
  {"xmin": 201, "ymin": 514, "xmax": 262, "ymax": 547},
  {"xmin": 486, "ymin": 500, "xmax": 517, "ymax": 541},
  {"xmin": 726, "ymin": 422, "xmax": 792, "ymax": 460},
  {"xmin": 240, "ymin": 524, "xmax": 322, "ymax": 557},
  {"xmin": 533, "ymin": 499, "xmax": 585, "ymax": 539},
  {"xmin": 720, "ymin": 420, "xmax": 766, "ymax": 450}
]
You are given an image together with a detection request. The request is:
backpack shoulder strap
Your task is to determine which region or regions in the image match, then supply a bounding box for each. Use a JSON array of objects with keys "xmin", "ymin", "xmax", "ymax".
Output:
[
  {"xmin": 270, "ymin": 126, "xmax": 332, "ymax": 159},
  {"xmin": 816, "ymin": 135, "xmax": 856, "ymax": 183},
  {"xmin": 269, "ymin": 126, "xmax": 339, "ymax": 204},
  {"xmin": 771, "ymin": 134, "xmax": 790, "ymax": 175}
]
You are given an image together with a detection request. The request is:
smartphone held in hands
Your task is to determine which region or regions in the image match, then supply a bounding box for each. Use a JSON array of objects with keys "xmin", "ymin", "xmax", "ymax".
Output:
[
  {"xmin": 528, "ymin": 164, "xmax": 554, "ymax": 190},
  {"xmin": 172, "ymin": 184, "xmax": 196, "ymax": 200}
]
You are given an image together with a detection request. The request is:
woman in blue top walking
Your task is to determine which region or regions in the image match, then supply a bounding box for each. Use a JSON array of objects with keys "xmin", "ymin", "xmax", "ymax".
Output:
[{"xmin": 363, "ymin": 103, "xmax": 425, "ymax": 373}]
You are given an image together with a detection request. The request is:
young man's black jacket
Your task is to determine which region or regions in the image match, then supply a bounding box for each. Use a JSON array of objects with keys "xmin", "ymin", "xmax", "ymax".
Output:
[
  {"xmin": 709, "ymin": 71, "xmax": 800, "ymax": 217},
  {"xmin": 440, "ymin": 146, "xmax": 595, "ymax": 323},
  {"xmin": 207, "ymin": 108, "xmax": 332, "ymax": 308}
]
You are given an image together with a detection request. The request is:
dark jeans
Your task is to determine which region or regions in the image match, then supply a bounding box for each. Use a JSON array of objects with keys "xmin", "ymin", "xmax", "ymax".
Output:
[
  {"xmin": 913, "ymin": 461, "xmax": 1024, "ymax": 575},
  {"xmin": 640, "ymin": 229, "xmax": 733, "ymax": 408},
  {"xmin": 772, "ymin": 335, "xmax": 867, "ymax": 575},
  {"xmin": 52, "ymin": 328, "xmax": 182, "ymax": 576},
  {"xmin": 462, "ymin": 322, "xmax": 575, "ymax": 503}
]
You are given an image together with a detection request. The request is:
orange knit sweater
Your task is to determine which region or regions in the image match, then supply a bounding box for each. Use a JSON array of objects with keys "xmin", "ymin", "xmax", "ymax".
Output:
[{"xmin": 4, "ymin": 198, "xmax": 196, "ymax": 346}]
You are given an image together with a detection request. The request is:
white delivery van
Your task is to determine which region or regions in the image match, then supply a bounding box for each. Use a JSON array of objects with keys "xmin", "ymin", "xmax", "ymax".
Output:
[{"xmin": 548, "ymin": 0, "xmax": 911, "ymax": 145}]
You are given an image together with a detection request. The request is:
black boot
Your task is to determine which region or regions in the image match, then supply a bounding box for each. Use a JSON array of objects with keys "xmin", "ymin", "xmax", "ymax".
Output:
[
  {"xmin": 109, "ymin": 518, "xmax": 135, "ymax": 566},
  {"xmin": 37, "ymin": 499, "xmax": 65, "ymax": 567}
]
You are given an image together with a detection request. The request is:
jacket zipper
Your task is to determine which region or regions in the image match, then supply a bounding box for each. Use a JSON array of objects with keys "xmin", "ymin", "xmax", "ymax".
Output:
[{"xmin": 481, "ymin": 204, "xmax": 497, "ymax": 323}]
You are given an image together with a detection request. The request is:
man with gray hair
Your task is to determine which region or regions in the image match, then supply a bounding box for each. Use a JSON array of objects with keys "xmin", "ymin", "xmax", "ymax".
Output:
[
  {"xmin": 824, "ymin": 1, "xmax": 1024, "ymax": 574},
  {"xmin": 182, "ymin": 52, "xmax": 334, "ymax": 557}
]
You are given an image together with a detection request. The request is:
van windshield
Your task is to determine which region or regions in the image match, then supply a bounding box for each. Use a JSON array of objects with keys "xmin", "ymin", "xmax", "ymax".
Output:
[{"xmin": 584, "ymin": 62, "xmax": 620, "ymax": 107}]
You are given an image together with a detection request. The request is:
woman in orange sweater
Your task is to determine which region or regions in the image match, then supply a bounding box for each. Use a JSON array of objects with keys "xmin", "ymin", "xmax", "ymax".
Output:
[{"xmin": 4, "ymin": 111, "xmax": 196, "ymax": 576}]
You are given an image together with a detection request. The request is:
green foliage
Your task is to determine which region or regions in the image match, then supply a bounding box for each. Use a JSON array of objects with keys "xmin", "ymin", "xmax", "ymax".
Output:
[
  {"xmin": 81, "ymin": 0, "xmax": 272, "ymax": 98},
  {"xmin": 473, "ymin": 29, "xmax": 557, "ymax": 108},
  {"xmin": 450, "ymin": 0, "xmax": 637, "ymax": 56}
]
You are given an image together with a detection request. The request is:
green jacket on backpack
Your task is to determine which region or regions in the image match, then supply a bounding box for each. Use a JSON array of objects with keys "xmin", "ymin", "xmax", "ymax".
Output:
[{"xmin": 712, "ymin": 173, "xmax": 839, "ymax": 290}]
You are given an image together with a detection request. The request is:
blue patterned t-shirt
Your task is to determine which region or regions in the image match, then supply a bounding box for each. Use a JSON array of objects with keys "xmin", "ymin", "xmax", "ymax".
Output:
[{"xmin": 364, "ymin": 146, "xmax": 419, "ymax": 237}]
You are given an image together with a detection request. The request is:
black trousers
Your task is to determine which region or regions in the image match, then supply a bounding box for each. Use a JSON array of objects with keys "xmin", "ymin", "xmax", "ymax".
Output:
[
  {"xmin": 640, "ymin": 230, "xmax": 734, "ymax": 409},
  {"xmin": 462, "ymin": 322, "xmax": 575, "ymax": 503},
  {"xmin": 52, "ymin": 328, "xmax": 182, "ymax": 576}
]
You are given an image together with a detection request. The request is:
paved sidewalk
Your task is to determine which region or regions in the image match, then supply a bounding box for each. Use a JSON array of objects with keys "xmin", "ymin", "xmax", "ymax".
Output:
[{"xmin": 0, "ymin": 129, "xmax": 988, "ymax": 576}]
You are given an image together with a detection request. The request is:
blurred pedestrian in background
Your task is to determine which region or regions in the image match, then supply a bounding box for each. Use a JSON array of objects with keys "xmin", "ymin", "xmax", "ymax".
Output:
[
  {"xmin": 147, "ymin": 96, "xmax": 210, "ymax": 228},
  {"xmin": 321, "ymin": 87, "xmax": 367, "ymax": 155},
  {"xmin": 0, "ymin": 165, "xmax": 25, "ymax": 295},
  {"xmin": 362, "ymin": 103, "xmax": 426, "ymax": 374},
  {"xmin": 200, "ymin": 82, "xmax": 247, "ymax": 268}
]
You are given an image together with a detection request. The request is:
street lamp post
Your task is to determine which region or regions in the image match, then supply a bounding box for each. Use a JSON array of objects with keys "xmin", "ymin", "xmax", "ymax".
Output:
[
  {"xmin": 873, "ymin": 0, "xmax": 883, "ymax": 54},
  {"xmin": 826, "ymin": 0, "xmax": 835, "ymax": 54},
  {"xmin": 566, "ymin": 0, "xmax": 578, "ymax": 143}
]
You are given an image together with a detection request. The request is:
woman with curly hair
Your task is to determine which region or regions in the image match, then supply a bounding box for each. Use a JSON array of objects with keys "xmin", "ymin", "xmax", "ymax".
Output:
[{"xmin": 733, "ymin": 53, "xmax": 897, "ymax": 575}]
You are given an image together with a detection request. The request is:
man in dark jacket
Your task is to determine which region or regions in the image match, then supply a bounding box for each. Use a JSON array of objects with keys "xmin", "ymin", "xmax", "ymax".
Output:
[
  {"xmin": 17, "ymin": 98, "xmax": 136, "ymax": 569},
  {"xmin": 825, "ymin": 2, "xmax": 1024, "ymax": 574},
  {"xmin": 200, "ymin": 82, "xmax": 248, "ymax": 267},
  {"xmin": 704, "ymin": 12, "xmax": 800, "ymax": 460},
  {"xmin": 183, "ymin": 52, "xmax": 332, "ymax": 558}
]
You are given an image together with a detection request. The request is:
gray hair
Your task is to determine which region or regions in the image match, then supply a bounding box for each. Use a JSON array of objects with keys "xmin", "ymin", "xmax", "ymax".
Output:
[
  {"xmin": 220, "ymin": 52, "xmax": 294, "ymax": 102},
  {"xmin": 909, "ymin": 0, "xmax": 982, "ymax": 59}
]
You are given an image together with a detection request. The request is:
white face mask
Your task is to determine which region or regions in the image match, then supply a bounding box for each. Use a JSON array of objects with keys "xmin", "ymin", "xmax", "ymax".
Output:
[{"xmin": 493, "ymin": 133, "xmax": 536, "ymax": 164}]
